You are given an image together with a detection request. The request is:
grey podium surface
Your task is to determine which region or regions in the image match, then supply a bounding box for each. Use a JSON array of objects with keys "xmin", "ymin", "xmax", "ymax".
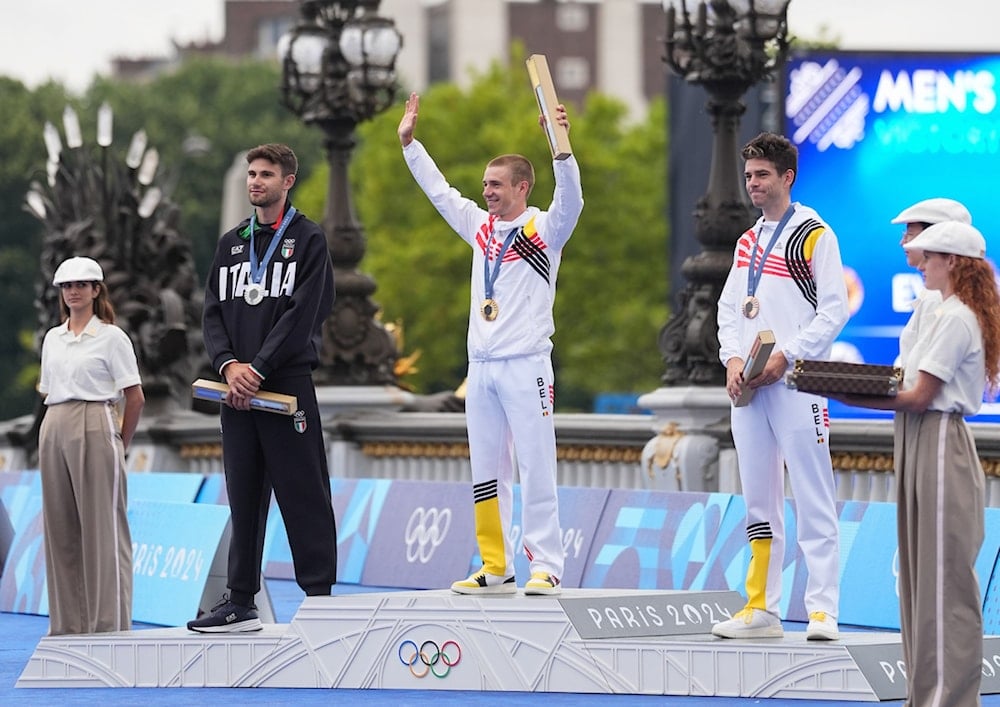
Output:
[{"xmin": 17, "ymin": 589, "xmax": 916, "ymax": 701}]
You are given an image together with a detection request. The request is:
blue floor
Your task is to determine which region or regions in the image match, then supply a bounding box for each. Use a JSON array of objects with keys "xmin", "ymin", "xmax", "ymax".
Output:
[{"xmin": 1, "ymin": 578, "xmax": 990, "ymax": 706}]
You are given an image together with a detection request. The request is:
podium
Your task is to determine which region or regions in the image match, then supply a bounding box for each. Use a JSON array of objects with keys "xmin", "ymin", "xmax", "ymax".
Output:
[{"xmin": 20, "ymin": 588, "xmax": 992, "ymax": 701}]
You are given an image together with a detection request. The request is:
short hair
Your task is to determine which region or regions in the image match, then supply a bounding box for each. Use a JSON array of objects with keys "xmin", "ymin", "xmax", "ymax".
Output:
[
  {"xmin": 741, "ymin": 132, "xmax": 797, "ymax": 186},
  {"xmin": 246, "ymin": 143, "xmax": 298, "ymax": 177},
  {"xmin": 487, "ymin": 154, "xmax": 535, "ymax": 196}
]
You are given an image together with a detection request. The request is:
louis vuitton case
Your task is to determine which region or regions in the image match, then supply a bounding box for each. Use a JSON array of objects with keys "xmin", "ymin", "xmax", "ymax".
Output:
[{"xmin": 785, "ymin": 360, "xmax": 902, "ymax": 397}]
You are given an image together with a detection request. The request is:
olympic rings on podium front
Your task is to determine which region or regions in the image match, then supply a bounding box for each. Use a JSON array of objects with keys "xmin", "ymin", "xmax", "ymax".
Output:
[{"xmin": 398, "ymin": 638, "xmax": 462, "ymax": 678}]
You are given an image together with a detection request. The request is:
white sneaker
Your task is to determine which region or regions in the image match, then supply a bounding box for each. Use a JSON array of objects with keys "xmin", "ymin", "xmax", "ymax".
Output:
[
  {"xmin": 450, "ymin": 568, "xmax": 516, "ymax": 595},
  {"xmin": 711, "ymin": 607, "xmax": 783, "ymax": 639},
  {"xmin": 806, "ymin": 611, "xmax": 840, "ymax": 640}
]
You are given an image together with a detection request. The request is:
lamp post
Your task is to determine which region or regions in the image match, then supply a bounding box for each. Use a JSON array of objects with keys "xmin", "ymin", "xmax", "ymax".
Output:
[
  {"xmin": 658, "ymin": 0, "xmax": 790, "ymax": 386},
  {"xmin": 636, "ymin": 1, "xmax": 790, "ymax": 491},
  {"xmin": 279, "ymin": 0, "xmax": 403, "ymax": 386}
]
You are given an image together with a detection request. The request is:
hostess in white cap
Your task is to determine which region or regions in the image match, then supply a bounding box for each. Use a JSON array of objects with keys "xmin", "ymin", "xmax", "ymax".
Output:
[
  {"xmin": 890, "ymin": 198, "xmax": 972, "ymax": 225},
  {"xmin": 903, "ymin": 221, "xmax": 986, "ymax": 260},
  {"xmin": 52, "ymin": 256, "xmax": 104, "ymax": 285}
]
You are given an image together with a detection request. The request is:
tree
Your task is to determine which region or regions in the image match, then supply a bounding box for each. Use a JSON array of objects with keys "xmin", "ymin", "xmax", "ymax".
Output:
[
  {"xmin": 82, "ymin": 57, "xmax": 325, "ymax": 280},
  {"xmin": 296, "ymin": 57, "xmax": 669, "ymax": 411},
  {"xmin": 0, "ymin": 78, "xmax": 73, "ymax": 419},
  {"xmin": 0, "ymin": 55, "xmax": 670, "ymax": 417},
  {"xmin": 0, "ymin": 58, "xmax": 324, "ymax": 419}
]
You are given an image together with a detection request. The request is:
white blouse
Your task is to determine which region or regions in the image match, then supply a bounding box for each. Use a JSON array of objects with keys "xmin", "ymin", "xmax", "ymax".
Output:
[
  {"xmin": 903, "ymin": 295, "xmax": 985, "ymax": 415},
  {"xmin": 39, "ymin": 315, "xmax": 141, "ymax": 405}
]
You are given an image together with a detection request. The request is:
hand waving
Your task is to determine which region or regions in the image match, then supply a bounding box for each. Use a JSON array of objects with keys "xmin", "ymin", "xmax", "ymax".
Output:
[{"xmin": 398, "ymin": 92, "xmax": 420, "ymax": 147}]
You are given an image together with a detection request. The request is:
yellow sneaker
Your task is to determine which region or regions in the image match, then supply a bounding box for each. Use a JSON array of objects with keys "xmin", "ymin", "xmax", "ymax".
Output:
[
  {"xmin": 524, "ymin": 572, "xmax": 561, "ymax": 595},
  {"xmin": 450, "ymin": 568, "xmax": 516, "ymax": 595}
]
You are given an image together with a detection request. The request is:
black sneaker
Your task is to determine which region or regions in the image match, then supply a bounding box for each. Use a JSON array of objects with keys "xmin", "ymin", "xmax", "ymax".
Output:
[{"xmin": 186, "ymin": 596, "xmax": 263, "ymax": 633}]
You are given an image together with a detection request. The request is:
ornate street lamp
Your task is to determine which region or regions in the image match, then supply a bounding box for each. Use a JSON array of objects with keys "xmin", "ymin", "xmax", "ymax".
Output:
[
  {"xmin": 658, "ymin": 0, "xmax": 790, "ymax": 386},
  {"xmin": 279, "ymin": 0, "xmax": 403, "ymax": 386}
]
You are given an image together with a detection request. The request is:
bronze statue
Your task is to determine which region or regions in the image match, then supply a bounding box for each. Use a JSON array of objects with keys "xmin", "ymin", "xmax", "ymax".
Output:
[{"xmin": 26, "ymin": 105, "xmax": 206, "ymax": 420}]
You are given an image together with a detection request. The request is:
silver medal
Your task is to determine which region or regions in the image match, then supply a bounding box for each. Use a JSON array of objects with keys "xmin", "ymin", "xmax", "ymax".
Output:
[{"xmin": 244, "ymin": 283, "xmax": 265, "ymax": 306}]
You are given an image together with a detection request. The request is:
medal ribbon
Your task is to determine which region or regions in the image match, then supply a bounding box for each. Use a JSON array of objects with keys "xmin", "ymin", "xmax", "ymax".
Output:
[
  {"xmin": 746, "ymin": 204, "xmax": 795, "ymax": 299},
  {"xmin": 483, "ymin": 225, "xmax": 520, "ymax": 302},
  {"xmin": 249, "ymin": 206, "xmax": 297, "ymax": 285}
]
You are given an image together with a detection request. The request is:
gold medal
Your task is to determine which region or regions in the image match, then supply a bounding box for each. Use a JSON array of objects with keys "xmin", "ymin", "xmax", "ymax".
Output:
[
  {"xmin": 481, "ymin": 298, "xmax": 499, "ymax": 321},
  {"xmin": 742, "ymin": 295, "xmax": 760, "ymax": 319}
]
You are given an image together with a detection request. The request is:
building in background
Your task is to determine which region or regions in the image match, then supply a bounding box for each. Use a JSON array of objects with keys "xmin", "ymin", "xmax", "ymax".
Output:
[{"xmin": 115, "ymin": 0, "xmax": 670, "ymax": 121}]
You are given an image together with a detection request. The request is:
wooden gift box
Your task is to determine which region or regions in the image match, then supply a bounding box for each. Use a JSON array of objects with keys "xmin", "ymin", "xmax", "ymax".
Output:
[
  {"xmin": 734, "ymin": 330, "xmax": 775, "ymax": 408},
  {"xmin": 191, "ymin": 378, "xmax": 298, "ymax": 415},
  {"xmin": 785, "ymin": 360, "xmax": 902, "ymax": 397},
  {"xmin": 526, "ymin": 54, "xmax": 573, "ymax": 160}
]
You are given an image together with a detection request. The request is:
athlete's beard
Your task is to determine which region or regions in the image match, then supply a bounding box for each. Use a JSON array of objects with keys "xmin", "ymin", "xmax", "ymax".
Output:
[{"xmin": 250, "ymin": 193, "xmax": 281, "ymax": 209}]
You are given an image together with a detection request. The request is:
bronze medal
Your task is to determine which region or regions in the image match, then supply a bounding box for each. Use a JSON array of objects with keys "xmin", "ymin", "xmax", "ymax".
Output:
[
  {"xmin": 742, "ymin": 295, "xmax": 760, "ymax": 319},
  {"xmin": 481, "ymin": 298, "xmax": 498, "ymax": 321}
]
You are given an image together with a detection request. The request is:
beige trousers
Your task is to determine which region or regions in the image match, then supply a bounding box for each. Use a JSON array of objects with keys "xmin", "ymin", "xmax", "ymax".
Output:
[
  {"xmin": 895, "ymin": 411, "xmax": 984, "ymax": 707},
  {"xmin": 39, "ymin": 401, "xmax": 132, "ymax": 635}
]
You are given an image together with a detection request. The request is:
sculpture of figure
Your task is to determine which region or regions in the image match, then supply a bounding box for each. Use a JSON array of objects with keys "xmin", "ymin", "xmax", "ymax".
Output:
[{"xmin": 26, "ymin": 105, "xmax": 206, "ymax": 422}]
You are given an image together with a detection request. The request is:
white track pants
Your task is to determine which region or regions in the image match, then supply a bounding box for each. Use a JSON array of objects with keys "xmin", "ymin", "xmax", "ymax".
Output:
[
  {"xmin": 730, "ymin": 383, "xmax": 839, "ymax": 617},
  {"xmin": 465, "ymin": 354, "xmax": 563, "ymax": 580}
]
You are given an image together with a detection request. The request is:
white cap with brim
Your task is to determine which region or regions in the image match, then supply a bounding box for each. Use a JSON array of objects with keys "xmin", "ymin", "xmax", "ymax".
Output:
[
  {"xmin": 902, "ymin": 221, "xmax": 986, "ymax": 259},
  {"xmin": 52, "ymin": 256, "xmax": 104, "ymax": 285},
  {"xmin": 890, "ymin": 198, "xmax": 972, "ymax": 225}
]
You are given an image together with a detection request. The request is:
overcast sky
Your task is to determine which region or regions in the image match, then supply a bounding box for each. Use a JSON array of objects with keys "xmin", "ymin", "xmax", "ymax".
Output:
[{"xmin": 2, "ymin": 0, "xmax": 996, "ymax": 93}]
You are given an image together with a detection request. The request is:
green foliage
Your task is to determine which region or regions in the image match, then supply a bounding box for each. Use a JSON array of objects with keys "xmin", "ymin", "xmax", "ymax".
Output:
[
  {"xmin": 83, "ymin": 57, "xmax": 325, "ymax": 277},
  {"xmin": 298, "ymin": 56, "xmax": 669, "ymax": 410},
  {"xmin": 0, "ymin": 78, "xmax": 73, "ymax": 418},
  {"xmin": 0, "ymin": 249, "xmax": 44, "ymax": 419},
  {"xmin": 0, "ymin": 58, "xmax": 323, "ymax": 418},
  {"xmin": 0, "ymin": 77, "xmax": 72, "ymax": 270},
  {"xmin": 0, "ymin": 54, "xmax": 669, "ymax": 417}
]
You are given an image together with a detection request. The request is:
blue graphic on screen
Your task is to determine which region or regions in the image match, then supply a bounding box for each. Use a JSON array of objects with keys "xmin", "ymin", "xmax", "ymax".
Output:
[{"xmin": 784, "ymin": 51, "xmax": 1000, "ymax": 420}]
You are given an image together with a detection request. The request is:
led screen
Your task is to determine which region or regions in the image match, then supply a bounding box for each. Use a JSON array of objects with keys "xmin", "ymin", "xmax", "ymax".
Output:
[{"xmin": 783, "ymin": 50, "xmax": 1000, "ymax": 419}]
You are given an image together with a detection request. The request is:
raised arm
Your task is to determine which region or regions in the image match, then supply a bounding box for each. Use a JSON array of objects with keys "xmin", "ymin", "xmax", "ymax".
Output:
[{"xmin": 398, "ymin": 92, "xmax": 420, "ymax": 147}]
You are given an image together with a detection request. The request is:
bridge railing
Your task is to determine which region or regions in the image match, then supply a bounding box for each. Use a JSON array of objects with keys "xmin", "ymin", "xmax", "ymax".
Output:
[{"xmin": 7, "ymin": 410, "xmax": 1000, "ymax": 507}]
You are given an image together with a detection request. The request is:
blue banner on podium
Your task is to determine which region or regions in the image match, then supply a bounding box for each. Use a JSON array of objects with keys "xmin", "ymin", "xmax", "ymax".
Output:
[
  {"xmin": 263, "ymin": 478, "xmax": 386, "ymax": 586},
  {"xmin": 681, "ymin": 494, "xmax": 827, "ymax": 620},
  {"xmin": 0, "ymin": 471, "xmax": 45, "ymax": 614},
  {"xmin": 128, "ymin": 472, "xmax": 205, "ymax": 504},
  {"xmin": 0, "ymin": 499, "xmax": 13, "ymax": 578},
  {"xmin": 195, "ymin": 474, "xmax": 227, "ymax": 504},
  {"xmin": 491, "ymin": 485, "xmax": 609, "ymax": 588},
  {"xmin": 838, "ymin": 501, "xmax": 898, "ymax": 628},
  {"xmin": 582, "ymin": 490, "xmax": 735, "ymax": 590},
  {"xmin": 331, "ymin": 477, "xmax": 385, "ymax": 584},
  {"xmin": 980, "ymin": 508, "xmax": 1000, "ymax": 635},
  {"xmin": 0, "ymin": 470, "xmax": 42, "ymax": 534},
  {"xmin": 0, "ymin": 496, "xmax": 46, "ymax": 615},
  {"xmin": 363, "ymin": 479, "xmax": 474, "ymax": 590},
  {"xmin": 129, "ymin": 500, "xmax": 231, "ymax": 626},
  {"xmin": 842, "ymin": 502, "xmax": 1000, "ymax": 630},
  {"xmin": 261, "ymin": 498, "xmax": 294, "ymax": 581}
]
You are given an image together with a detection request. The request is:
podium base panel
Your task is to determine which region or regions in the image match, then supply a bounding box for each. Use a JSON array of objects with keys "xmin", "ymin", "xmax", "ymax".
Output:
[{"xmin": 17, "ymin": 589, "xmax": 904, "ymax": 700}]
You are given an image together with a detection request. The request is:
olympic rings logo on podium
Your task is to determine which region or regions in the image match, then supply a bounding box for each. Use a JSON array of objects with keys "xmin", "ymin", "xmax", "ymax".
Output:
[{"xmin": 398, "ymin": 639, "xmax": 462, "ymax": 678}]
